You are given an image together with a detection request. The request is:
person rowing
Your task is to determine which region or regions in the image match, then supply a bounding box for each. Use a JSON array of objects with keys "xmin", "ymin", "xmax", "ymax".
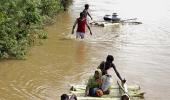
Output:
[{"xmin": 98, "ymin": 55, "xmax": 125, "ymax": 83}]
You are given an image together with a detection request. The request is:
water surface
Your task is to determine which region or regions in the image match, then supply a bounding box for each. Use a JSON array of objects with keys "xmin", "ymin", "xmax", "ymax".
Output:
[{"xmin": 0, "ymin": 0, "xmax": 170, "ymax": 100}]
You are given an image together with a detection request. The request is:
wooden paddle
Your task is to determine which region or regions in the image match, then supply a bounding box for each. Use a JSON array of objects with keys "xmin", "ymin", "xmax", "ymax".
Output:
[{"xmin": 117, "ymin": 80, "xmax": 133, "ymax": 100}]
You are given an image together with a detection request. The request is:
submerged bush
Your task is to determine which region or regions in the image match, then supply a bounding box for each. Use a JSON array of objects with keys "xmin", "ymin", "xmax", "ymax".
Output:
[{"xmin": 0, "ymin": 0, "xmax": 72, "ymax": 59}]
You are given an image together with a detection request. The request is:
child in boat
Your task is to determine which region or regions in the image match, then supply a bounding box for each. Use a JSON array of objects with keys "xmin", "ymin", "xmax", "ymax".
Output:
[
  {"xmin": 61, "ymin": 93, "xmax": 77, "ymax": 100},
  {"xmin": 71, "ymin": 12, "xmax": 92, "ymax": 39},
  {"xmin": 85, "ymin": 69, "xmax": 102, "ymax": 96},
  {"xmin": 83, "ymin": 4, "xmax": 93, "ymax": 20}
]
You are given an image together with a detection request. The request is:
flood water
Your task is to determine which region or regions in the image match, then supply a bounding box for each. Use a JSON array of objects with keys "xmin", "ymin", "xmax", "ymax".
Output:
[{"xmin": 0, "ymin": 0, "xmax": 170, "ymax": 100}]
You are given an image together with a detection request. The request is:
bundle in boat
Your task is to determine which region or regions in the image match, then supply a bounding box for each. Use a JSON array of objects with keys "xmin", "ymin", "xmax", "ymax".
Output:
[{"xmin": 103, "ymin": 13, "xmax": 121, "ymax": 23}]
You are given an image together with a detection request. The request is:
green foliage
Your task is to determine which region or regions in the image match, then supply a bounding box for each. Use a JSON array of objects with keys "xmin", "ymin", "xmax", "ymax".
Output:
[
  {"xmin": 39, "ymin": 31, "xmax": 48, "ymax": 39},
  {"xmin": 40, "ymin": 0, "xmax": 60, "ymax": 17},
  {"xmin": 0, "ymin": 0, "xmax": 71, "ymax": 59}
]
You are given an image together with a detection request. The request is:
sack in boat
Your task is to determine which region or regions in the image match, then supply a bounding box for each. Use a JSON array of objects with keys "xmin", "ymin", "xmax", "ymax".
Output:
[{"xmin": 101, "ymin": 74, "xmax": 112, "ymax": 93}]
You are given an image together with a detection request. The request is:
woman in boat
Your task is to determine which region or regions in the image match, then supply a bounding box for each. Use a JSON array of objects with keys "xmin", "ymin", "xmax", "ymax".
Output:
[
  {"xmin": 98, "ymin": 55, "xmax": 124, "ymax": 82},
  {"xmin": 85, "ymin": 69, "xmax": 102, "ymax": 96}
]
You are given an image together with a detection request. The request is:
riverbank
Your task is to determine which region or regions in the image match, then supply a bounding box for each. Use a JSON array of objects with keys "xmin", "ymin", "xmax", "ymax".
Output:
[{"xmin": 0, "ymin": 0, "xmax": 72, "ymax": 59}]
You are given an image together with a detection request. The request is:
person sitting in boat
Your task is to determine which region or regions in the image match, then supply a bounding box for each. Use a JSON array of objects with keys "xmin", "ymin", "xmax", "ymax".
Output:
[
  {"xmin": 83, "ymin": 4, "xmax": 93, "ymax": 20},
  {"xmin": 61, "ymin": 93, "xmax": 77, "ymax": 100},
  {"xmin": 98, "ymin": 55, "xmax": 124, "ymax": 82},
  {"xmin": 85, "ymin": 69, "xmax": 103, "ymax": 97}
]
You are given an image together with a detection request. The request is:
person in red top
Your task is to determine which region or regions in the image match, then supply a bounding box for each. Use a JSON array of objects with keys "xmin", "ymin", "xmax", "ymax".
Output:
[{"xmin": 71, "ymin": 12, "xmax": 92, "ymax": 39}]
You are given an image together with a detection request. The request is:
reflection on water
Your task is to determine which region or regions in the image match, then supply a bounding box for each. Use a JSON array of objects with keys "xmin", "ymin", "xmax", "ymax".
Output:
[{"xmin": 1, "ymin": 0, "xmax": 170, "ymax": 100}]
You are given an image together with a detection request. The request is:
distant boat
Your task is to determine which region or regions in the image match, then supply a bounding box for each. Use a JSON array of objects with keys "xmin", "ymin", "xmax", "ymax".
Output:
[
  {"xmin": 90, "ymin": 13, "xmax": 142, "ymax": 27},
  {"xmin": 103, "ymin": 13, "xmax": 120, "ymax": 22}
]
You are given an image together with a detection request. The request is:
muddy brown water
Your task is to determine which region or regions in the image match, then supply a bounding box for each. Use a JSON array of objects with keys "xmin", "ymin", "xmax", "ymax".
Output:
[{"xmin": 1, "ymin": 0, "xmax": 170, "ymax": 100}]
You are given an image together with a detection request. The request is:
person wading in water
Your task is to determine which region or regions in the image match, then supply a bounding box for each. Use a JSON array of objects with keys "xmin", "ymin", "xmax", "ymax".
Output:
[
  {"xmin": 60, "ymin": 0, "xmax": 68, "ymax": 11},
  {"xmin": 71, "ymin": 12, "xmax": 92, "ymax": 39},
  {"xmin": 83, "ymin": 4, "xmax": 93, "ymax": 20}
]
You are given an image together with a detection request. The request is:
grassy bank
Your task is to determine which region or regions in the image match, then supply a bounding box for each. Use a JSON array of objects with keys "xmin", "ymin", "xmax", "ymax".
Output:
[{"xmin": 0, "ymin": 0, "xmax": 72, "ymax": 59}]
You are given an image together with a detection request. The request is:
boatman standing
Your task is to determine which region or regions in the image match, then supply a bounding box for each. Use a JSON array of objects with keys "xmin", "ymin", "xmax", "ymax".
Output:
[
  {"xmin": 71, "ymin": 12, "xmax": 92, "ymax": 39},
  {"xmin": 98, "ymin": 55, "xmax": 125, "ymax": 82}
]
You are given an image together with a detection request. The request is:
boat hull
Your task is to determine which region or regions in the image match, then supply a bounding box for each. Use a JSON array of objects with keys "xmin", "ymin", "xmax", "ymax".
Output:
[
  {"xmin": 90, "ymin": 21, "xmax": 120, "ymax": 27},
  {"xmin": 69, "ymin": 83, "xmax": 145, "ymax": 100}
]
